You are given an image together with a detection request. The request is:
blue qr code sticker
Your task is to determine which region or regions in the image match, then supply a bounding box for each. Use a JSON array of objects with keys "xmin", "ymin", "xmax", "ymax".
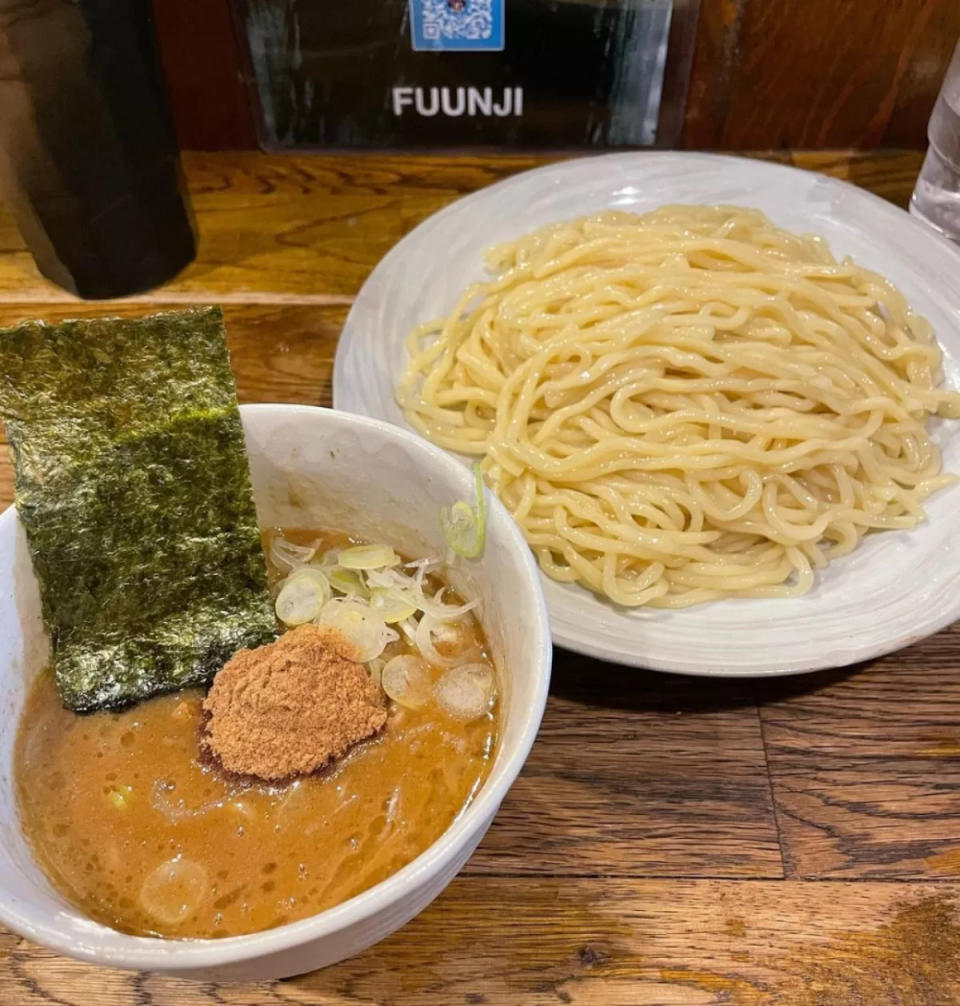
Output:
[{"xmin": 410, "ymin": 0, "xmax": 505, "ymax": 51}]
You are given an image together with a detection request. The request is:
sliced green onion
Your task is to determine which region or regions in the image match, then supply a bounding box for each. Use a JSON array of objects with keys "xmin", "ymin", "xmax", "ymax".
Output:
[
  {"xmin": 316, "ymin": 598, "xmax": 391, "ymax": 661},
  {"xmin": 276, "ymin": 576, "xmax": 325, "ymax": 626},
  {"xmin": 415, "ymin": 613, "xmax": 465, "ymax": 668},
  {"xmin": 328, "ymin": 567, "xmax": 366, "ymax": 597},
  {"xmin": 367, "ymin": 656, "xmax": 385, "ymax": 688},
  {"xmin": 397, "ymin": 615, "xmax": 420, "ymax": 646},
  {"xmin": 440, "ymin": 464, "xmax": 487, "ymax": 559},
  {"xmin": 381, "ymin": 654, "xmax": 432, "ymax": 709},
  {"xmin": 434, "ymin": 663, "xmax": 495, "ymax": 720},
  {"xmin": 286, "ymin": 567, "xmax": 331, "ymax": 603},
  {"xmin": 140, "ymin": 859, "xmax": 208, "ymax": 926},
  {"xmin": 369, "ymin": 586, "xmax": 418, "ymax": 624},
  {"xmin": 107, "ymin": 784, "xmax": 133, "ymax": 809},
  {"xmin": 366, "ymin": 567, "xmax": 413, "ymax": 591},
  {"xmin": 338, "ymin": 544, "xmax": 400, "ymax": 570},
  {"xmin": 416, "ymin": 588, "xmax": 479, "ymax": 621},
  {"xmin": 269, "ymin": 535, "xmax": 317, "ymax": 571}
]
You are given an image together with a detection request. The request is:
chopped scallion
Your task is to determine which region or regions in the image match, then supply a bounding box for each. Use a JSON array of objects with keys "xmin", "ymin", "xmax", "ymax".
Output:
[{"xmin": 440, "ymin": 464, "xmax": 487, "ymax": 559}]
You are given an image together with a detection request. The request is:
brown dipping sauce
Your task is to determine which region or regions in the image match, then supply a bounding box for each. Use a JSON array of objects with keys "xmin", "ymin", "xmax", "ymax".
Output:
[{"xmin": 14, "ymin": 530, "xmax": 498, "ymax": 939}]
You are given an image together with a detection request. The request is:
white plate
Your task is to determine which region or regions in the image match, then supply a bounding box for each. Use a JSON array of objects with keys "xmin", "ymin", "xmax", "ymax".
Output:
[{"xmin": 334, "ymin": 151, "xmax": 960, "ymax": 676}]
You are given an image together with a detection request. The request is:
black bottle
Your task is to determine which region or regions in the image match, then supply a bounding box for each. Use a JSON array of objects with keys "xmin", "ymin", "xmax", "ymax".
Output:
[{"xmin": 0, "ymin": 0, "xmax": 195, "ymax": 299}]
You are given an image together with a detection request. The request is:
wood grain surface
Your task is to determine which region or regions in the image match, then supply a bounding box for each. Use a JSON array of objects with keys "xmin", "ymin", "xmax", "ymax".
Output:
[
  {"xmin": 0, "ymin": 149, "xmax": 923, "ymax": 306},
  {"xmin": 758, "ymin": 651, "xmax": 960, "ymax": 881},
  {"xmin": 2, "ymin": 881, "xmax": 960, "ymax": 1005},
  {"xmin": 2, "ymin": 150, "xmax": 960, "ymax": 1004}
]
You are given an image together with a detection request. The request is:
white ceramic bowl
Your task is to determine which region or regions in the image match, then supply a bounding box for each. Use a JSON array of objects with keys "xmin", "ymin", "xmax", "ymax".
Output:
[{"xmin": 0, "ymin": 404, "xmax": 551, "ymax": 980}]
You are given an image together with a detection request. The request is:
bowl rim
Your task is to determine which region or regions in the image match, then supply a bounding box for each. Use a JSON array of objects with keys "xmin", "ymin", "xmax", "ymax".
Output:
[{"xmin": 0, "ymin": 403, "xmax": 552, "ymax": 971}]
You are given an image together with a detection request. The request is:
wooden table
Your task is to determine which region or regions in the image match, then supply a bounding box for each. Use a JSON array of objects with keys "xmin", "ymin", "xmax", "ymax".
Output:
[{"xmin": 2, "ymin": 150, "xmax": 960, "ymax": 1006}]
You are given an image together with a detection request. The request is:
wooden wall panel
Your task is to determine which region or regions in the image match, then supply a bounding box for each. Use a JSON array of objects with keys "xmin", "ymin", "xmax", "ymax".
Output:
[{"xmin": 685, "ymin": 0, "xmax": 960, "ymax": 149}]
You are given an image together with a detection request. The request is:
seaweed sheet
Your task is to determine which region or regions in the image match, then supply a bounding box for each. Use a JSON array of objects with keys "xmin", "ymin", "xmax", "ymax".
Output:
[{"xmin": 0, "ymin": 307, "xmax": 278, "ymax": 711}]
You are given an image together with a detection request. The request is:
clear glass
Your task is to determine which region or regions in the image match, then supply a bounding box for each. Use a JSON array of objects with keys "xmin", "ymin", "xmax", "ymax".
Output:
[{"xmin": 910, "ymin": 39, "xmax": 960, "ymax": 244}]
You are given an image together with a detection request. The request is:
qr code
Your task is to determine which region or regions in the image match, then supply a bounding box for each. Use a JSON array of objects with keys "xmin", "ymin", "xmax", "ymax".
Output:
[
  {"xmin": 411, "ymin": 0, "xmax": 504, "ymax": 51},
  {"xmin": 421, "ymin": 0, "xmax": 492, "ymax": 41}
]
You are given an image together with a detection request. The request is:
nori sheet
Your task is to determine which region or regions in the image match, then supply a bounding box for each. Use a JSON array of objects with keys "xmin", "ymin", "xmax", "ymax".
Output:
[{"xmin": 0, "ymin": 307, "xmax": 278, "ymax": 711}]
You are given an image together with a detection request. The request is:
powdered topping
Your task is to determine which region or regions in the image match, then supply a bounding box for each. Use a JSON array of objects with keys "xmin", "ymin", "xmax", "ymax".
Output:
[{"xmin": 201, "ymin": 624, "xmax": 386, "ymax": 781}]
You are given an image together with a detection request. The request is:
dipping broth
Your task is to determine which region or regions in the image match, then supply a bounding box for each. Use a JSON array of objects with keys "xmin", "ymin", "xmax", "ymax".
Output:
[{"xmin": 15, "ymin": 529, "xmax": 498, "ymax": 939}]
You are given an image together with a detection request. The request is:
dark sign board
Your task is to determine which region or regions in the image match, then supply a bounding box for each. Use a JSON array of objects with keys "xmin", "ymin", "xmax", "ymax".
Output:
[{"xmin": 234, "ymin": 0, "xmax": 699, "ymax": 150}]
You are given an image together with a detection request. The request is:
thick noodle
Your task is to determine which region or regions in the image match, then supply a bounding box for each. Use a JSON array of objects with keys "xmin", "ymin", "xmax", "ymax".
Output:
[{"xmin": 398, "ymin": 206, "xmax": 960, "ymax": 607}]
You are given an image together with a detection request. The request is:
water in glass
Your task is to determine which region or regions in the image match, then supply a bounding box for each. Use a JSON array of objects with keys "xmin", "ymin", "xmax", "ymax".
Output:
[{"xmin": 911, "ymin": 41, "xmax": 960, "ymax": 243}]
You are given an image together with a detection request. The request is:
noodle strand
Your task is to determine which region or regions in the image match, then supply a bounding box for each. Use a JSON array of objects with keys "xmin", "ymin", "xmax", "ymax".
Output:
[{"xmin": 398, "ymin": 206, "xmax": 960, "ymax": 608}]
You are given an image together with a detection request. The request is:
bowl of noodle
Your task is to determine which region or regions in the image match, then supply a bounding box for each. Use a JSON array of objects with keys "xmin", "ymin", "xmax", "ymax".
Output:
[{"xmin": 334, "ymin": 152, "xmax": 960, "ymax": 676}]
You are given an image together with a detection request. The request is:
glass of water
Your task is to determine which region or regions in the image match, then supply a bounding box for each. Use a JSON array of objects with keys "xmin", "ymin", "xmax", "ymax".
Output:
[{"xmin": 911, "ymin": 39, "xmax": 960, "ymax": 243}]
